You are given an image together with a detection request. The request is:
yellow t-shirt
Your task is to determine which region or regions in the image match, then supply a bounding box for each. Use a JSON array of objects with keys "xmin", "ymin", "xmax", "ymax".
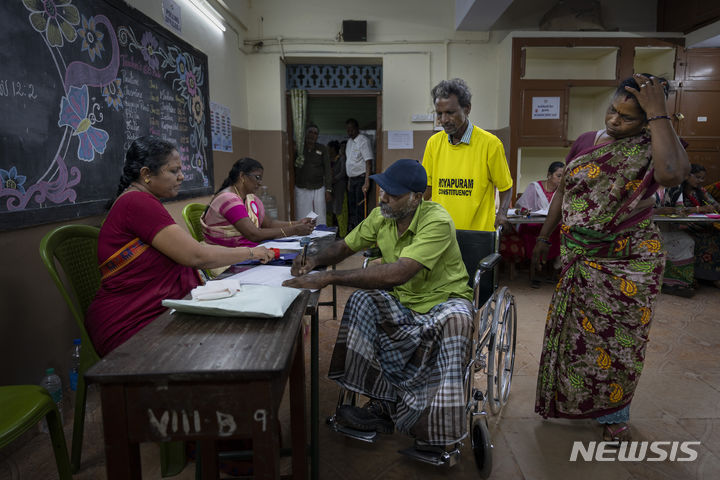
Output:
[{"xmin": 422, "ymin": 125, "xmax": 513, "ymax": 231}]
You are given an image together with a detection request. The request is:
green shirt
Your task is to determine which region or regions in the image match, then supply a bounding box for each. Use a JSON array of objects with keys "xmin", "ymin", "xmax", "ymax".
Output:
[{"xmin": 344, "ymin": 200, "xmax": 472, "ymax": 313}]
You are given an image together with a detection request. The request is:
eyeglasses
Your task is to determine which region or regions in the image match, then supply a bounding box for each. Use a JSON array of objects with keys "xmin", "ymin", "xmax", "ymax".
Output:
[{"xmin": 246, "ymin": 173, "xmax": 263, "ymax": 182}]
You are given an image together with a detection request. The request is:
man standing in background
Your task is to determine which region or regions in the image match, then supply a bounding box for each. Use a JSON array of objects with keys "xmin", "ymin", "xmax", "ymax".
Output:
[
  {"xmin": 345, "ymin": 118, "xmax": 374, "ymax": 231},
  {"xmin": 422, "ymin": 78, "xmax": 513, "ymax": 231},
  {"xmin": 295, "ymin": 123, "xmax": 332, "ymax": 220}
]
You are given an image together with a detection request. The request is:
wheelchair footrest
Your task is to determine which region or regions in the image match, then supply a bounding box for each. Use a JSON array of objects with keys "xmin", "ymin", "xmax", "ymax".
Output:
[
  {"xmin": 326, "ymin": 415, "xmax": 379, "ymax": 443},
  {"xmin": 398, "ymin": 445, "xmax": 461, "ymax": 467}
]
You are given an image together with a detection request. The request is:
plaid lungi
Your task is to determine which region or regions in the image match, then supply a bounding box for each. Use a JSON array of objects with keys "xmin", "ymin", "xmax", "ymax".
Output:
[{"xmin": 328, "ymin": 289, "xmax": 474, "ymax": 445}]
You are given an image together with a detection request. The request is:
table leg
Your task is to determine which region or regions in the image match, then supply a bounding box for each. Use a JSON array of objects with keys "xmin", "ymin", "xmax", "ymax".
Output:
[
  {"xmin": 251, "ymin": 384, "xmax": 281, "ymax": 480},
  {"xmin": 311, "ymin": 309, "xmax": 319, "ymax": 480},
  {"xmin": 290, "ymin": 329, "xmax": 308, "ymax": 480},
  {"xmin": 100, "ymin": 385, "xmax": 141, "ymax": 480},
  {"xmin": 198, "ymin": 440, "xmax": 218, "ymax": 479}
]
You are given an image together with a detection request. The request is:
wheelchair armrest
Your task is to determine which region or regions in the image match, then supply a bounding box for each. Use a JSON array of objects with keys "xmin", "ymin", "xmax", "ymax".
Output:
[
  {"xmin": 362, "ymin": 247, "xmax": 381, "ymax": 269},
  {"xmin": 472, "ymin": 253, "xmax": 501, "ymax": 288},
  {"xmin": 363, "ymin": 247, "xmax": 381, "ymax": 258},
  {"xmin": 478, "ymin": 253, "xmax": 502, "ymax": 272}
]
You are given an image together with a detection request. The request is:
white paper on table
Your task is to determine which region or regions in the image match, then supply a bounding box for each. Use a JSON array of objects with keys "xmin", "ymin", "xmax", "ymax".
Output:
[
  {"xmin": 227, "ymin": 265, "xmax": 319, "ymax": 291},
  {"xmin": 280, "ymin": 229, "xmax": 336, "ymax": 241},
  {"xmin": 506, "ymin": 207, "xmax": 548, "ymax": 217},
  {"xmin": 261, "ymin": 241, "xmax": 303, "ymax": 250}
]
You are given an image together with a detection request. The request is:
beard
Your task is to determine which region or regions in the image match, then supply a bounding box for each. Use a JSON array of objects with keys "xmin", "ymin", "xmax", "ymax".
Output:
[{"xmin": 380, "ymin": 196, "xmax": 418, "ymax": 220}]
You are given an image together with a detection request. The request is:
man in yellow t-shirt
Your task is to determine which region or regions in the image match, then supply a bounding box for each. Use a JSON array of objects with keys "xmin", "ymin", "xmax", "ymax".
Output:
[{"xmin": 422, "ymin": 78, "xmax": 513, "ymax": 231}]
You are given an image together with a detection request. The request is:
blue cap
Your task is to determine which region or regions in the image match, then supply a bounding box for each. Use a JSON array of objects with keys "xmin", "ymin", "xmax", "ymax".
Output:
[{"xmin": 370, "ymin": 159, "xmax": 427, "ymax": 196}]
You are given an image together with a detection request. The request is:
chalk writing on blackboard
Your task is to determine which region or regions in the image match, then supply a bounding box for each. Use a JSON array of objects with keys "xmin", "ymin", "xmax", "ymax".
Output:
[{"xmin": 0, "ymin": 0, "xmax": 213, "ymax": 230}]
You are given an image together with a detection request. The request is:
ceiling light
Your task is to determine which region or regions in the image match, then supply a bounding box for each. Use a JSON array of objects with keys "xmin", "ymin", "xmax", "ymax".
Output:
[{"xmin": 186, "ymin": 0, "xmax": 226, "ymax": 32}]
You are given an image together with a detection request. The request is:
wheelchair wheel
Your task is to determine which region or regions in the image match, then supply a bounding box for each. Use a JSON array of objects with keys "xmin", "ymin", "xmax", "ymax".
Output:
[
  {"xmin": 487, "ymin": 287, "xmax": 517, "ymax": 414},
  {"xmin": 471, "ymin": 415, "xmax": 493, "ymax": 478}
]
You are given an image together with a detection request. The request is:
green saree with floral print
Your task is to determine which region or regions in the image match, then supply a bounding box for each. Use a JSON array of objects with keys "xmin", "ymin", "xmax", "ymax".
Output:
[{"xmin": 535, "ymin": 130, "xmax": 666, "ymax": 419}]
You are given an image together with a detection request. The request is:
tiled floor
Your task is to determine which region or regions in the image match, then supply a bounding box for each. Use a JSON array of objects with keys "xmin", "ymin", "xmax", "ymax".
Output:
[{"xmin": 2, "ymin": 255, "xmax": 719, "ymax": 479}]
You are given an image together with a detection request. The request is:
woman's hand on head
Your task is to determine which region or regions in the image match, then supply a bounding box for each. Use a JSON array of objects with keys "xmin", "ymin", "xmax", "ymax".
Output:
[
  {"xmin": 626, "ymin": 74, "xmax": 668, "ymax": 118},
  {"xmin": 251, "ymin": 246, "xmax": 275, "ymax": 263}
]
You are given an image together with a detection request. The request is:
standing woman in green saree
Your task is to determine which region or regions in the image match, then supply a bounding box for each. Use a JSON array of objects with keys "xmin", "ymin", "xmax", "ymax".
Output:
[{"xmin": 532, "ymin": 74, "xmax": 689, "ymax": 443}]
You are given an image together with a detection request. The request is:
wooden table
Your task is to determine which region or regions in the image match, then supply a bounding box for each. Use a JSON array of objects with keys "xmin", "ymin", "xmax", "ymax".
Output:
[
  {"xmin": 86, "ymin": 290, "xmax": 311, "ymax": 480},
  {"xmin": 507, "ymin": 214, "xmax": 720, "ymax": 224}
]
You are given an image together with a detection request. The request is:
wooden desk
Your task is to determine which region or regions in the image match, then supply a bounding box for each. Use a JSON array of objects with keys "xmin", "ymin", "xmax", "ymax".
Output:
[{"xmin": 86, "ymin": 290, "xmax": 311, "ymax": 480}]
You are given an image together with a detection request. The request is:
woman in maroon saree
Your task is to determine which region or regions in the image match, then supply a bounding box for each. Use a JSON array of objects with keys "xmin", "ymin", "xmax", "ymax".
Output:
[
  {"xmin": 532, "ymin": 74, "xmax": 689, "ymax": 444},
  {"xmin": 86, "ymin": 136, "xmax": 274, "ymax": 356}
]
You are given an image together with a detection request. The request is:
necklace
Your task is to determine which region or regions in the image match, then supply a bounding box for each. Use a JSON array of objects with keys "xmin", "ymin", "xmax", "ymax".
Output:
[{"xmin": 233, "ymin": 185, "xmax": 243, "ymax": 198}]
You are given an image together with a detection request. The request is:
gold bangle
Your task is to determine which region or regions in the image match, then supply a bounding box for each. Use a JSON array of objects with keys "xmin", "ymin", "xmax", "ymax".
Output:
[{"xmin": 280, "ymin": 228, "xmax": 287, "ymax": 237}]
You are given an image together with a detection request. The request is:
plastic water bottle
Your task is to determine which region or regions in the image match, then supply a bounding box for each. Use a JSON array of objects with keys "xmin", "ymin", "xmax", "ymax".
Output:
[
  {"xmin": 69, "ymin": 338, "xmax": 81, "ymax": 392},
  {"xmin": 40, "ymin": 368, "xmax": 63, "ymax": 431}
]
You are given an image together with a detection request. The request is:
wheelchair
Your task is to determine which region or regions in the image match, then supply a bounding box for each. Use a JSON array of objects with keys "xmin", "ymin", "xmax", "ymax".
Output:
[{"xmin": 326, "ymin": 227, "xmax": 517, "ymax": 477}]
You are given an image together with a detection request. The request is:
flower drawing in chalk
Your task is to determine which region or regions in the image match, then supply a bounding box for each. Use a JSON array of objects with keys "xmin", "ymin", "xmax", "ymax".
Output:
[
  {"xmin": 102, "ymin": 78, "xmax": 124, "ymax": 111},
  {"xmin": 185, "ymin": 70, "xmax": 198, "ymax": 97},
  {"xmin": 78, "ymin": 14, "xmax": 104, "ymax": 61},
  {"xmin": 23, "ymin": 0, "xmax": 79, "ymax": 47},
  {"xmin": 58, "ymin": 85, "xmax": 110, "ymax": 161},
  {"xmin": 0, "ymin": 167, "xmax": 28, "ymax": 194},
  {"xmin": 192, "ymin": 151, "xmax": 204, "ymax": 170},
  {"xmin": 175, "ymin": 54, "xmax": 187, "ymax": 80},
  {"xmin": 191, "ymin": 95, "xmax": 204, "ymax": 125},
  {"xmin": 140, "ymin": 31, "xmax": 159, "ymax": 71}
]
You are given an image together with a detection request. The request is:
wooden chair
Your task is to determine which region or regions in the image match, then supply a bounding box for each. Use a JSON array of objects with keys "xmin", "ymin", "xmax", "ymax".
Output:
[
  {"xmin": 39, "ymin": 225, "xmax": 186, "ymax": 476},
  {"xmin": 0, "ymin": 385, "xmax": 72, "ymax": 479}
]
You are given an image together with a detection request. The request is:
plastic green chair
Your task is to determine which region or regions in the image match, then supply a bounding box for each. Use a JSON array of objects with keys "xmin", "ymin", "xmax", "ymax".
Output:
[
  {"xmin": 39, "ymin": 225, "xmax": 102, "ymax": 473},
  {"xmin": 182, "ymin": 203, "xmax": 207, "ymax": 242},
  {"xmin": 0, "ymin": 385, "xmax": 72, "ymax": 479},
  {"xmin": 39, "ymin": 225, "xmax": 186, "ymax": 476}
]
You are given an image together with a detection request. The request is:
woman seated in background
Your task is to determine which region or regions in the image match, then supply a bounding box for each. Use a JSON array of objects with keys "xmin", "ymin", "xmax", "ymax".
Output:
[
  {"xmin": 664, "ymin": 163, "xmax": 720, "ymax": 288},
  {"xmin": 202, "ymin": 157, "xmax": 315, "ymax": 247},
  {"xmin": 654, "ymin": 188, "xmax": 696, "ymax": 297},
  {"xmin": 86, "ymin": 136, "xmax": 275, "ymax": 356},
  {"xmin": 501, "ymin": 161, "xmax": 564, "ymax": 286}
]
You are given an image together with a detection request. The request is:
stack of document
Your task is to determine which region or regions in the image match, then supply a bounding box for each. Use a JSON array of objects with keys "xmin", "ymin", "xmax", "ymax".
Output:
[
  {"xmin": 162, "ymin": 282, "xmax": 301, "ymax": 318},
  {"xmin": 227, "ymin": 265, "xmax": 320, "ymax": 292}
]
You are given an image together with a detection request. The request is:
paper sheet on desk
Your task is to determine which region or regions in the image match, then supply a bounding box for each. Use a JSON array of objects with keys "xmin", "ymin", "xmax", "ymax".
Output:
[
  {"xmin": 506, "ymin": 208, "xmax": 548, "ymax": 217},
  {"xmin": 227, "ymin": 265, "xmax": 320, "ymax": 292},
  {"xmin": 262, "ymin": 241, "xmax": 303, "ymax": 250},
  {"xmin": 162, "ymin": 284, "xmax": 301, "ymax": 318},
  {"xmin": 280, "ymin": 229, "xmax": 336, "ymax": 241}
]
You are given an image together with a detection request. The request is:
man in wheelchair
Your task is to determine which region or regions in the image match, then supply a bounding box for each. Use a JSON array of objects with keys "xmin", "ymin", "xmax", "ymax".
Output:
[{"xmin": 284, "ymin": 158, "xmax": 475, "ymax": 454}]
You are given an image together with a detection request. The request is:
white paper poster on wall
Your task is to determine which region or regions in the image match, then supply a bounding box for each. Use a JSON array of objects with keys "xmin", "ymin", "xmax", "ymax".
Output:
[
  {"xmin": 162, "ymin": 0, "xmax": 182, "ymax": 33},
  {"xmin": 210, "ymin": 101, "xmax": 233, "ymax": 152},
  {"xmin": 532, "ymin": 97, "xmax": 560, "ymax": 119},
  {"xmin": 388, "ymin": 130, "xmax": 413, "ymax": 149}
]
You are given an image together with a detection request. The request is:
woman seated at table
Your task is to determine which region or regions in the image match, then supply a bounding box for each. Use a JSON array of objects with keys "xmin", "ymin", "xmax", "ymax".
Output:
[
  {"xmin": 501, "ymin": 161, "xmax": 564, "ymax": 286},
  {"xmin": 202, "ymin": 157, "xmax": 315, "ymax": 247},
  {"xmin": 86, "ymin": 136, "xmax": 275, "ymax": 356},
  {"xmin": 664, "ymin": 164, "xmax": 720, "ymax": 288},
  {"xmin": 653, "ymin": 188, "xmax": 696, "ymax": 296}
]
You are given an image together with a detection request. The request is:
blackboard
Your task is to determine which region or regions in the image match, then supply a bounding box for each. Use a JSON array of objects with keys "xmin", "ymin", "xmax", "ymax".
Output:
[{"xmin": 0, "ymin": 0, "xmax": 214, "ymax": 231}]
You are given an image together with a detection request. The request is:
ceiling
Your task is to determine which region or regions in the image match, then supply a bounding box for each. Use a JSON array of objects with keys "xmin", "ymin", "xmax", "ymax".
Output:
[{"xmin": 454, "ymin": 0, "xmax": 720, "ymax": 47}]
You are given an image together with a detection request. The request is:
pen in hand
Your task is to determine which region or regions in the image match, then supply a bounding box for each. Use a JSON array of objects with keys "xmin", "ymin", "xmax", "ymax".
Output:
[{"xmin": 299, "ymin": 237, "xmax": 311, "ymax": 272}]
